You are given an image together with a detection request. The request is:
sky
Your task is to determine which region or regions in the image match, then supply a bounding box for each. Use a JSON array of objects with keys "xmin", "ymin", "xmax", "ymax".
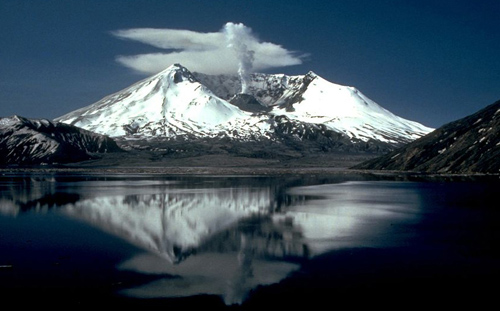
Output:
[{"xmin": 0, "ymin": 0, "xmax": 498, "ymax": 128}]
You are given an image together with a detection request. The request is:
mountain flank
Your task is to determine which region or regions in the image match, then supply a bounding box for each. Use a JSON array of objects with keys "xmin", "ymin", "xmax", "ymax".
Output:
[
  {"xmin": 0, "ymin": 115, "xmax": 123, "ymax": 165},
  {"xmin": 353, "ymin": 100, "xmax": 500, "ymax": 174}
]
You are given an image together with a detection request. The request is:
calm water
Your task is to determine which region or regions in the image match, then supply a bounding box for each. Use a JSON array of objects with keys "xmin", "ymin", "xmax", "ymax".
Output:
[{"xmin": 0, "ymin": 172, "xmax": 498, "ymax": 309}]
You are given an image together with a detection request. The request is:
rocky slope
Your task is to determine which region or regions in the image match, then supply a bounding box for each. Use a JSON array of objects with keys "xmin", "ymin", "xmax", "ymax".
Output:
[
  {"xmin": 0, "ymin": 115, "xmax": 122, "ymax": 165},
  {"xmin": 353, "ymin": 100, "xmax": 500, "ymax": 174}
]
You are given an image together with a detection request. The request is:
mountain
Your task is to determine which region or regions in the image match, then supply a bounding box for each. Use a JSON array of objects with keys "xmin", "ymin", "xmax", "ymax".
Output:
[
  {"xmin": 353, "ymin": 100, "xmax": 500, "ymax": 174},
  {"xmin": 55, "ymin": 64, "xmax": 433, "ymax": 154},
  {"xmin": 55, "ymin": 64, "xmax": 252, "ymax": 138},
  {"xmin": 195, "ymin": 71, "xmax": 433, "ymax": 144},
  {"xmin": 0, "ymin": 115, "xmax": 122, "ymax": 165}
]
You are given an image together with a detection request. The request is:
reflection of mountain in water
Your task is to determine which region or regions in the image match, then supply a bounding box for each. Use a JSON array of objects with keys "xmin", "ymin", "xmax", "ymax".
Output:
[
  {"xmin": 0, "ymin": 174, "xmax": 423, "ymax": 305},
  {"xmin": 0, "ymin": 175, "xmax": 313, "ymax": 263},
  {"xmin": 63, "ymin": 187, "xmax": 290, "ymax": 263},
  {"xmin": 0, "ymin": 175, "xmax": 79, "ymax": 215}
]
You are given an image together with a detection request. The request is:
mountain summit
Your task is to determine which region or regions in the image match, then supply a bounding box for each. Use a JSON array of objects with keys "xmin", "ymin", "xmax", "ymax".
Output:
[
  {"xmin": 55, "ymin": 64, "xmax": 249, "ymax": 138},
  {"xmin": 55, "ymin": 64, "xmax": 433, "ymax": 153}
]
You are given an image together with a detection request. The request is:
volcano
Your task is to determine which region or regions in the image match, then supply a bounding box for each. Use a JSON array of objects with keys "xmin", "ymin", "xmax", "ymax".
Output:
[{"xmin": 55, "ymin": 64, "xmax": 433, "ymax": 154}]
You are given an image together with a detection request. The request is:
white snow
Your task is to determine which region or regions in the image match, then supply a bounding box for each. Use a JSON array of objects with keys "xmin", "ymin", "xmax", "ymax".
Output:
[
  {"xmin": 0, "ymin": 117, "xmax": 17, "ymax": 129},
  {"xmin": 55, "ymin": 64, "xmax": 434, "ymax": 144},
  {"xmin": 270, "ymin": 75, "xmax": 432, "ymax": 143},
  {"xmin": 56, "ymin": 64, "xmax": 250, "ymax": 138}
]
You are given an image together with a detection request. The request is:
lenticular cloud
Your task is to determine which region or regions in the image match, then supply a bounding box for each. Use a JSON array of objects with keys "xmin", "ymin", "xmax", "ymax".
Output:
[{"xmin": 111, "ymin": 22, "xmax": 305, "ymax": 76}]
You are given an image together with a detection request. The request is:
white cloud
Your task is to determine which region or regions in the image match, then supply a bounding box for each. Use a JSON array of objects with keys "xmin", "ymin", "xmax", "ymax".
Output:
[
  {"xmin": 111, "ymin": 23, "xmax": 306, "ymax": 75},
  {"xmin": 112, "ymin": 28, "xmax": 223, "ymax": 51}
]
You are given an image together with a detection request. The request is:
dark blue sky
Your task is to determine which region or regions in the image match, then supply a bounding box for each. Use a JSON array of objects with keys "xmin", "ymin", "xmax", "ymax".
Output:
[{"xmin": 1, "ymin": 0, "xmax": 498, "ymax": 128}]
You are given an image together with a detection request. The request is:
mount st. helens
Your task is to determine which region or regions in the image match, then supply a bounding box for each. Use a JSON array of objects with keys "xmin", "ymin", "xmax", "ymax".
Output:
[{"xmin": 55, "ymin": 64, "xmax": 433, "ymax": 155}]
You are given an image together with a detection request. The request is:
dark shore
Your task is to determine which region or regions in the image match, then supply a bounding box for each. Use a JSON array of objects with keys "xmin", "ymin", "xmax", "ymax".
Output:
[
  {"xmin": 2, "ymin": 152, "xmax": 498, "ymax": 181},
  {"xmin": 1, "ymin": 152, "xmax": 374, "ymax": 175}
]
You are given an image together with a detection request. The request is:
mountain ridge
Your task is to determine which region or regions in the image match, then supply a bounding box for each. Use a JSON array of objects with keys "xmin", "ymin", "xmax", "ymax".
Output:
[
  {"xmin": 0, "ymin": 115, "xmax": 123, "ymax": 165},
  {"xmin": 353, "ymin": 100, "xmax": 500, "ymax": 174},
  {"xmin": 55, "ymin": 64, "xmax": 433, "ymax": 153}
]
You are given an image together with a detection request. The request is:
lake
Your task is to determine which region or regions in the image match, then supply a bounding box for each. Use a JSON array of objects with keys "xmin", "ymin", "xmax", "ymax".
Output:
[{"xmin": 0, "ymin": 171, "xmax": 498, "ymax": 309}]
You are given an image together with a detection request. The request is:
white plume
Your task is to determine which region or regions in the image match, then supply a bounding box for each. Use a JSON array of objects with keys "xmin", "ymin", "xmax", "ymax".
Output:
[{"xmin": 223, "ymin": 22, "xmax": 256, "ymax": 94}]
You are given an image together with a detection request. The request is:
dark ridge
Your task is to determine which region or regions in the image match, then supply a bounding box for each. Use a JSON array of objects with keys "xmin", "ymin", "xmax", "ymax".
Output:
[{"xmin": 353, "ymin": 100, "xmax": 500, "ymax": 174}]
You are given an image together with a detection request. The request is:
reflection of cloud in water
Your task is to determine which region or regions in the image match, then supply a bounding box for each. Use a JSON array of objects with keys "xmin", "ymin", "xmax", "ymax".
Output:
[
  {"xmin": 281, "ymin": 181, "xmax": 423, "ymax": 254},
  {"xmin": 59, "ymin": 185, "xmax": 307, "ymax": 304},
  {"xmin": 111, "ymin": 181, "xmax": 422, "ymax": 304},
  {"xmin": 117, "ymin": 243, "xmax": 299, "ymax": 305},
  {"xmin": 1, "ymin": 176, "xmax": 425, "ymax": 305}
]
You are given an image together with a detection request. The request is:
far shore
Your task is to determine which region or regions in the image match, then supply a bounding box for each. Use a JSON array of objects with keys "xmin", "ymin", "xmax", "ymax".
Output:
[
  {"xmin": 1, "ymin": 165, "xmax": 498, "ymax": 182},
  {"xmin": 1, "ymin": 153, "xmax": 498, "ymax": 179}
]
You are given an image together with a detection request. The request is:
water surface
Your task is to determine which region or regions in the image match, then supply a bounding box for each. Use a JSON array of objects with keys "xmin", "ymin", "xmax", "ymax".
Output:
[{"xmin": 0, "ymin": 172, "xmax": 498, "ymax": 308}]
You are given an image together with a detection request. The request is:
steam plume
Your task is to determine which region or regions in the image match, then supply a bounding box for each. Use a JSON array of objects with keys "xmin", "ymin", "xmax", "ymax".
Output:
[{"xmin": 223, "ymin": 22, "xmax": 255, "ymax": 94}]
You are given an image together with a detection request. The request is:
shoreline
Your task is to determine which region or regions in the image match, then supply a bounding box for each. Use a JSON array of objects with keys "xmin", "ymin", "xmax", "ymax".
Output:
[
  {"xmin": 0, "ymin": 165, "xmax": 359, "ymax": 175},
  {"xmin": 1, "ymin": 165, "xmax": 498, "ymax": 181}
]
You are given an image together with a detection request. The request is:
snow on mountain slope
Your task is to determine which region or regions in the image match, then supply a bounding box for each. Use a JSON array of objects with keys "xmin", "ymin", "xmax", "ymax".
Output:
[
  {"xmin": 56, "ymin": 64, "xmax": 433, "ymax": 147},
  {"xmin": 196, "ymin": 71, "xmax": 433, "ymax": 144},
  {"xmin": 56, "ymin": 64, "xmax": 259, "ymax": 138},
  {"xmin": 271, "ymin": 74, "xmax": 432, "ymax": 143},
  {"xmin": 0, "ymin": 115, "xmax": 122, "ymax": 165}
]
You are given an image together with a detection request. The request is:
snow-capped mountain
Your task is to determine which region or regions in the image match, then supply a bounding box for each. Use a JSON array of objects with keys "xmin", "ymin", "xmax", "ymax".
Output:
[
  {"xmin": 197, "ymin": 70, "xmax": 433, "ymax": 143},
  {"xmin": 0, "ymin": 115, "xmax": 122, "ymax": 165},
  {"xmin": 55, "ymin": 64, "xmax": 433, "ymax": 152},
  {"xmin": 55, "ymin": 64, "xmax": 265, "ymax": 139}
]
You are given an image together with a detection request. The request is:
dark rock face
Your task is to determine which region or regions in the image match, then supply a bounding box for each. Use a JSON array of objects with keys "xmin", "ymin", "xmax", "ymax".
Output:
[
  {"xmin": 0, "ymin": 115, "xmax": 123, "ymax": 165},
  {"xmin": 268, "ymin": 115, "xmax": 395, "ymax": 154},
  {"xmin": 194, "ymin": 71, "xmax": 316, "ymax": 108},
  {"xmin": 353, "ymin": 100, "xmax": 500, "ymax": 174},
  {"xmin": 229, "ymin": 94, "xmax": 271, "ymax": 113}
]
